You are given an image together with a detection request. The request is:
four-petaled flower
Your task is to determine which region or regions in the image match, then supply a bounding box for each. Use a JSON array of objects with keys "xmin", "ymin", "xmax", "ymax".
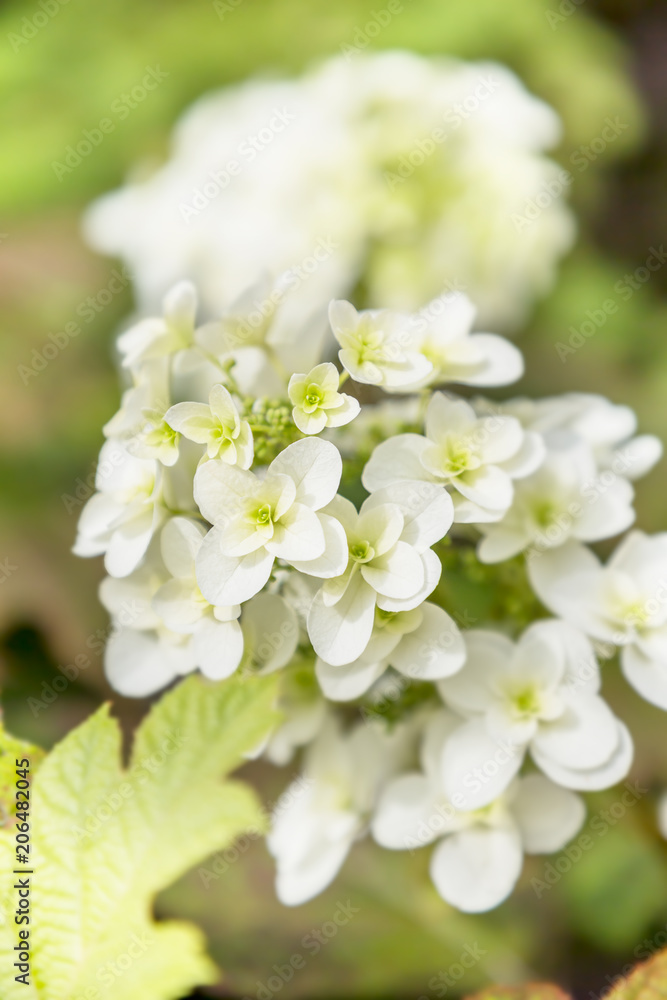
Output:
[{"xmin": 288, "ymin": 362, "xmax": 360, "ymax": 435}]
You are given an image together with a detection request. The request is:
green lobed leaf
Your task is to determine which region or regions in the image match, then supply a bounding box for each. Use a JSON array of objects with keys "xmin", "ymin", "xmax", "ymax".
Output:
[{"xmin": 0, "ymin": 673, "xmax": 280, "ymax": 1000}]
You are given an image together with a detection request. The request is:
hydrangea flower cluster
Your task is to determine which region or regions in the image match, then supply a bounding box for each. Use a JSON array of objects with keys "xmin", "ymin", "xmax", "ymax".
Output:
[
  {"xmin": 83, "ymin": 51, "xmax": 574, "ymax": 332},
  {"xmin": 75, "ymin": 274, "xmax": 663, "ymax": 913}
]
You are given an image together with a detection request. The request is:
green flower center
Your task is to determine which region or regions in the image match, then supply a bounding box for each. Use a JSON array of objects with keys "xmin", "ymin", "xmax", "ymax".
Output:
[
  {"xmin": 350, "ymin": 540, "xmax": 375, "ymax": 564},
  {"xmin": 254, "ymin": 503, "xmax": 273, "ymax": 526},
  {"xmin": 512, "ymin": 687, "xmax": 541, "ymax": 717},
  {"xmin": 532, "ymin": 501, "xmax": 559, "ymax": 530},
  {"xmin": 304, "ymin": 385, "xmax": 324, "ymax": 408}
]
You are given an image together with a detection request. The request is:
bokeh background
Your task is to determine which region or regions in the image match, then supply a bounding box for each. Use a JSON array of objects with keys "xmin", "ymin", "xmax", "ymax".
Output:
[{"xmin": 1, "ymin": 0, "xmax": 667, "ymax": 996}]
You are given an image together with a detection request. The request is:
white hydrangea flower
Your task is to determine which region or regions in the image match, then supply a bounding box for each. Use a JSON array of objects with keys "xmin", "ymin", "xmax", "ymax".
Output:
[
  {"xmin": 372, "ymin": 711, "xmax": 585, "ymax": 912},
  {"xmin": 267, "ymin": 715, "xmax": 413, "ymax": 905},
  {"xmin": 437, "ymin": 620, "xmax": 632, "ymax": 807},
  {"xmin": 195, "ymin": 274, "xmax": 330, "ymax": 399},
  {"xmin": 315, "ymin": 601, "xmax": 465, "ymax": 702},
  {"xmin": 409, "ymin": 292, "xmax": 524, "ymax": 388},
  {"xmin": 99, "ymin": 520, "xmax": 297, "ymax": 695},
  {"xmin": 165, "ymin": 383, "xmax": 253, "ymax": 466},
  {"xmin": 73, "ymin": 439, "xmax": 164, "ymax": 578},
  {"xmin": 529, "ymin": 532, "xmax": 667, "ymax": 711},
  {"xmin": 84, "ymin": 53, "xmax": 573, "ymax": 331},
  {"xmin": 194, "ymin": 437, "xmax": 347, "ymax": 606},
  {"xmin": 117, "ymin": 280, "xmax": 199, "ymax": 373},
  {"xmin": 264, "ymin": 695, "xmax": 327, "ymax": 767},
  {"xmin": 329, "ymin": 300, "xmax": 432, "ymax": 390},
  {"xmin": 363, "ymin": 392, "xmax": 544, "ymax": 523},
  {"xmin": 153, "ymin": 517, "xmax": 244, "ymax": 679},
  {"xmin": 103, "ymin": 357, "xmax": 170, "ymax": 441},
  {"xmin": 504, "ymin": 392, "xmax": 663, "ymax": 481},
  {"xmin": 477, "ymin": 436, "xmax": 636, "ymax": 563},
  {"xmin": 288, "ymin": 362, "xmax": 360, "ymax": 435},
  {"xmin": 307, "ymin": 483, "xmax": 454, "ymax": 666}
]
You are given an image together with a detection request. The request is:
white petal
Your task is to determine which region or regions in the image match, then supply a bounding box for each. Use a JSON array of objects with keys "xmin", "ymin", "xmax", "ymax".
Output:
[
  {"xmin": 308, "ymin": 573, "xmax": 376, "ymax": 666},
  {"xmin": 391, "ymin": 604, "xmax": 465, "ymax": 681},
  {"xmin": 289, "ymin": 513, "xmax": 349, "ymax": 579},
  {"xmin": 192, "ymin": 617, "xmax": 244, "ymax": 680},
  {"xmin": 325, "ymin": 394, "xmax": 360, "ymax": 428},
  {"xmin": 371, "ymin": 774, "xmax": 448, "ymax": 849},
  {"xmin": 527, "ymin": 542, "xmax": 611, "ymax": 640},
  {"xmin": 616, "ymin": 434, "xmax": 662, "ymax": 480},
  {"xmin": 362, "ymin": 541, "xmax": 424, "ymax": 600},
  {"xmin": 376, "ymin": 547, "xmax": 441, "ymax": 612},
  {"xmin": 429, "ymin": 827, "xmax": 523, "ymax": 912},
  {"xmin": 315, "ymin": 657, "xmax": 385, "ymax": 701},
  {"xmin": 457, "ymin": 333, "xmax": 524, "ymax": 387},
  {"xmin": 573, "ymin": 478, "xmax": 635, "ymax": 543},
  {"xmin": 500, "ymin": 431, "xmax": 546, "ymax": 479},
  {"xmin": 531, "ymin": 693, "xmax": 620, "ymax": 770},
  {"xmin": 478, "ymin": 525, "xmax": 529, "ymax": 563},
  {"xmin": 438, "ymin": 630, "xmax": 513, "ymax": 715},
  {"xmin": 512, "ymin": 774, "xmax": 585, "ymax": 853},
  {"xmin": 153, "ymin": 579, "xmax": 203, "ymax": 631},
  {"xmin": 105, "ymin": 629, "xmax": 192, "ymax": 697},
  {"xmin": 363, "ymin": 480, "xmax": 454, "ymax": 551},
  {"xmin": 274, "ymin": 838, "xmax": 353, "ymax": 907},
  {"xmin": 357, "ymin": 502, "xmax": 404, "ymax": 556},
  {"xmin": 242, "ymin": 593, "xmax": 298, "ymax": 673},
  {"xmin": 195, "ymin": 527, "xmax": 274, "ymax": 605},
  {"xmin": 193, "ymin": 460, "xmax": 256, "ymax": 525},
  {"xmin": 425, "ymin": 394, "xmax": 476, "ymax": 441},
  {"xmin": 362, "ymin": 435, "xmax": 432, "ymax": 492},
  {"xmin": 441, "ymin": 718, "xmax": 525, "ymax": 811},
  {"xmin": 531, "ymin": 720, "xmax": 633, "ymax": 791},
  {"xmin": 160, "ymin": 516, "xmax": 205, "ymax": 578},
  {"xmin": 478, "ymin": 417, "xmax": 525, "ymax": 465},
  {"xmin": 105, "ymin": 507, "xmax": 156, "ymax": 578},
  {"xmin": 269, "ymin": 437, "xmax": 342, "ymax": 510},
  {"xmin": 455, "ymin": 465, "xmax": 514, "ymax": 512},
  {"xmin": 164, "ymin": 401, "xmax": 215, "ymax": 442},
  {"xmin": 164, "ymin": 279, "xmax": 197, "ymax": 332},
  {"xmin": 267, "ymin": 503, "xmax": 326, "ymax": 562},
  {"xmin": 621, "ymin": 644, "xmax": 667, "ymax": 710}
]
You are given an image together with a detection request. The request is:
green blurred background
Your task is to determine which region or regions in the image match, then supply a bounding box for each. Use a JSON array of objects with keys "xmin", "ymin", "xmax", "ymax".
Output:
[{"xmin": 1, "ymin": 0, "xmax": 667, "ymax": 996}]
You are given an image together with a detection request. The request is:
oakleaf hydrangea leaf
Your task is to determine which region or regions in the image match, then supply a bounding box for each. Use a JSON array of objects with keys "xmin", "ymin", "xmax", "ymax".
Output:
[{"xmin": 0, "ymin": 673, "xmax": 279, "ymax": 1000}]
